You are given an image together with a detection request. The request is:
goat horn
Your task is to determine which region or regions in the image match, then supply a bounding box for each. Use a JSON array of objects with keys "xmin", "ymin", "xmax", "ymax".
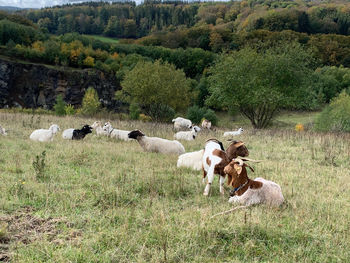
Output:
[
  {"xmin": 233, "ymin": 158, "xmax": 244, "ymax": 166},
  {"xmin": 239, "ymin": 157, "xmax": 262, "ymax": 163}
]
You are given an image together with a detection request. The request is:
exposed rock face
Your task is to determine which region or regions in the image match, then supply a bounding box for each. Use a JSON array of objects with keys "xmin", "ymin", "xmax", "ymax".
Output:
[{"xmin": 0, "ymin": 57, "xmax": 120, "ymax": 110}]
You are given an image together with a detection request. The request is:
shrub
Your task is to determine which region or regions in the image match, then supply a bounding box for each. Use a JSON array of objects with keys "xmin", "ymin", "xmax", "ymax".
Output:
[
  {"xmin": 53, "ymin": 95, "xmax": 66, "ymax": 116},
  {"xmin": 129, "ymin": 102, "xmax": 140, "ymax": 120},
  {"xmin": 314, "ymin": 91, "xmax": 350, "ymax": 132},
  {"xmin": 81, "ymin": 87, "xmax": 101, "ymax": 116},
  {"xmin": 186, "ymin": 106, "xmax": 207, "ymax": 124},
  {"xmin": 146, "ymin": 104, "xmax": 175, "ymax": 122},
  {"xmin": 203, "ymin": 109, "xmax": 218, "ymax": 126},
  {"xmin": 187, "ymin": 106, "xmax": 217, "ymax": 125},
  {"xmin": 64, "ymin": 104, "xmax": 76, "ymax": 115}
]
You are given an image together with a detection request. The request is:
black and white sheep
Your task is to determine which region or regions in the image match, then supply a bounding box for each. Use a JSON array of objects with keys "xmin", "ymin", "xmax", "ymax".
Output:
[{"xmin": 62, "ymin": 125, "xmax": 92, "ymax": 140}]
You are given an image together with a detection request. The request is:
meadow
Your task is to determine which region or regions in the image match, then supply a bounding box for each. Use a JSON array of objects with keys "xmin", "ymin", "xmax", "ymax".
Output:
[{"xmin": 0, "ymin": 112, "xmax": 350, "ymax": 262}]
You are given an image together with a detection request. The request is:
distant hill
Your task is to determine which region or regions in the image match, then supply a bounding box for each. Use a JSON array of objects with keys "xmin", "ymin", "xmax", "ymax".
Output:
[{"xmin": 0, "ymin": 6, "xmax": 36, "ymax": 12}]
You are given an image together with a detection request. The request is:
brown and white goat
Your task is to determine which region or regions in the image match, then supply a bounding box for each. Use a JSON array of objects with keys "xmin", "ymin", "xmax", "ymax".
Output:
[
  {"xmin": 202, "ymin": 139, "xmax": 249, "ymax": 196},
  {"xmin": 224, "ymin": 159, "xmax": 284, "ymax": 207}
]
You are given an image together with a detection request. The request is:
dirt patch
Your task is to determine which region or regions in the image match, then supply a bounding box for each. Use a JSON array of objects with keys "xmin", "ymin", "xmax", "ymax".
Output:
[{"xmin": 0, "ymin": 207, "xmax": 77, "ymax": 262}]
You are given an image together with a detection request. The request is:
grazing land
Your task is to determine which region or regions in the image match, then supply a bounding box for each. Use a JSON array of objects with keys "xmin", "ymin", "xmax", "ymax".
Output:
[
  {"xmin": 0, "ymin": 112, "xmax": 350, "ymax": 262},
  {"xmin": 84, "ymin": 35, "xmax": 119, "ymax": 44}
]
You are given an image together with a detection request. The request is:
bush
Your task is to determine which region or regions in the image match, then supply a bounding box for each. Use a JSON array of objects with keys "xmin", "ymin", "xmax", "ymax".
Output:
[
  {"xmin": 64, "ymin": 104, "xmax": 76, "ymax": 115},
  {"xmin": 186, "ymin": 106, "xmax": 207, "ymax": 124},
  {"xmin": 187, "ymin": 106, "xmax": 217, "ymax": 125},
  {"xmin": 81, "ymin": 87, "xmax": 101, "ymax": 116},
  {"xmin": 146, "ymin": 104, "xmax": 175, "ymax": 122},
  {"xmin": 129, "ymin": 102, "xmax": 140, "ymax": 120},
  {"xmin": 314, "ymin": 91, "xmax": 350, "ymax": 132},
  {"xmin": 53, "ymin": 95, "xmax": 66, "ymax": 116},
  {"xmin": 203, "ymin": 109, "xmax": 218, "ymax": 126}
]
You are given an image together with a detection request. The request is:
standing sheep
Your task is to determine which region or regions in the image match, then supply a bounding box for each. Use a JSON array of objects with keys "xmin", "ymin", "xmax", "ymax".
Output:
[
  {"xmin": 29, "ymin": 124, "xmax": 60, "ymax": 142},
  {"xmin": 172, "ymin": 117, "xmax": 192, "ymax": 131},
  {"xmin": 225, "ymin": 159, "xmax": 284, "ymax": 207},
  {"xmin": 128, "ymin": 129, "xmax": 185, "ymax": 155},
  {"xmin": 174, "ymin": 126, "xmax": 201, "ymax": 141}
]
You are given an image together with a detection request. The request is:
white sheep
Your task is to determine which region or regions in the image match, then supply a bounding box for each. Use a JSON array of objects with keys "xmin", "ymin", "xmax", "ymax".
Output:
[
  {"xmin": 128, "ymin": 130, "xmax": 185, "ymax": 155},
  {"xmin": 29, "ymin": 124, "xmax": 60, "ymax": 142},
  {"xmin": 0, "ymin": 125, "xmax": 7, "ymax": 136},
  {"xmin": 225, "ymin": 159, "xmax": 284, "ymax": 207},
  {"xmin": 103, "ymin": 122, "xmax": 131, "ymax": 141},
  {"xmin": 91, "ymin": 121, "xmax": 107, "ymax": 136},
  {"xmin": 177, "ymin": 149, "xmax": 204, "ymax": 171},
  {"xmin": 174, "ymin": 126, "xmax": 201, "ymax": 141},
  {"xmin": 172, "ymin": 117, "xmax": 192, "ymax": 131},
  {"xmin": 223, "ymin": 127, "xmax": 244, "ymax": 138}
]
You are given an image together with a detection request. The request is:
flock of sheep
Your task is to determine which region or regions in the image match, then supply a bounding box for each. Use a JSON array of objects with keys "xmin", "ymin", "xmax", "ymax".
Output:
[{"xmin": 1, "ymin": 116, "xmax": 284, "ymax": 208}]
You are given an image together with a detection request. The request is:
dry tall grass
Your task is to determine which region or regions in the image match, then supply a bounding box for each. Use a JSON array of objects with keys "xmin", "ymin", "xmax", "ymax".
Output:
[{"xmin": 0, "ymin": 112, "xmax": 349, "ymax": 262}]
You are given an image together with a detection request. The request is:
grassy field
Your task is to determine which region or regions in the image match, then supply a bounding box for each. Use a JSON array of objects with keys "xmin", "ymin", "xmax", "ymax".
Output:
[
  {"xmin": 84, "ymin": 35, "xmax": 119, "ymax": 44},
  {"xmin": 0, "ymin": 112, "xmax": 350, "ymax": 262}
]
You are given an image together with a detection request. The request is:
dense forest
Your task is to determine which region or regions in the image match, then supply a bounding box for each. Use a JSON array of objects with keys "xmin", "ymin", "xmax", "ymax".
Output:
[{"xmin": 1, "ymin": 0, "xmax": 350, "ymax": 128}]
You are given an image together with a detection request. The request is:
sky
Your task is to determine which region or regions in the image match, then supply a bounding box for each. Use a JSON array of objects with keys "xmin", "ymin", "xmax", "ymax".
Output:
[{"xmin": 0, "ymin": 0, "xmax": 142, "ymax": 9}]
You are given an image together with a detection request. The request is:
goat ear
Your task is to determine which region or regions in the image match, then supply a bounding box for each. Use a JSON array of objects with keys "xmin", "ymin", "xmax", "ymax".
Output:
[
  {"xmin": 234, "ymin": 142, "xmax": 244, "ymax": 148},
  {"xmin": 234, "ymin": 164, "xmax": 242, "ymax": 175}
]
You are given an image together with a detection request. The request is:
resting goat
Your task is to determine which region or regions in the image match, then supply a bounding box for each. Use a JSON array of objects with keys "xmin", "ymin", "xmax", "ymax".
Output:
[
  {"xmin": 202, "ymin": 139, "xmax": 249, "ymax": 196},
  {"xmin": 177, "ymin": 149, "xmax": 204, "ymax": 171},
  {"xmin": 103, "ymin": 122, "xmax": 131, "ymax": 141},
  {"xmin": 62, "ymin": 125, "xmax": 92, "ymax": 140},
  {"xmin": 0, "ymin": 125, "xmax": 7, "ymax": 136},
  {"xmin": 91, "ymin": 121, "xmax": 107, "ymax": 136},
  {"xmin": 225, "ymin": 159, "xmax": 284, "ymax": 207},
  {"xmin": 174, "ymin": 126, "xmax": 200, "ymax": 141},
  {"xmin": 172, "ymin": 117, "xmax": 192, "ymax": 131},
  {"xmin": 201, "ymin": 119, "xmax": 212, "ymax": 130},
  {"xmin": 30, "ymin": 124, "xmax": 60, "ymax": 142},
  {"xmin": 223, "ymin": 127, "xmax": 244, "ymax": 138},
  {"xmin": 128, "ymin": 129, "xmax": 185, "ymax": 155}
]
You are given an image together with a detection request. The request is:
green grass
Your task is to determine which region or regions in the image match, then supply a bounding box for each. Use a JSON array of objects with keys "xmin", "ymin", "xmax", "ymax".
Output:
[
  {"xmin": 84, "ymin": 35, "xmax": 119, "ymax": 44},
  {"xmin": 0, "ymin": 112, "xmax": 349, "ymax": 262}
]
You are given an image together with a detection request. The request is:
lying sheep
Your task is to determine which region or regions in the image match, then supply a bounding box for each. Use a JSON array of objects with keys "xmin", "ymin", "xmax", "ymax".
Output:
[
  {"xmin": 223, "ymin": 127, "xmax": 244, "ymax": 138},
  {"xmin": 225, "ymin": 159, "xmax": 284, "ymax": 207},
  {"xmin": 174, "ymin": 126, "xmax": 200, "ymax": 141},
  {"xmin": 62, "ymin": 125, "xmax": 92, "ymax": 140},
  {"xmin": 0, "ymin": 125, "xmax": 7, "ymax": 136},
  {"xmin": 172, "ymin": 117, "xmax": 192, "ymax": 131},
  {"xmin": 29, "ymin": 124, "xmax": 60, "ymax": 142},
  {"xmin": 201, "ymin": 119, "xmax": 212, "ymax": 130},
  {"xmin": 91, "ymin": 121, "xmax": 107, "ymax": 136},
  {"xmin": 103, "ymin": 122, "xmax": 131, "ymax": 141},
  {"xmin": 202, "ymin": 139, "xmax": 249, "ymax": 196},
  {"xmin": 128, "ymin": 129, "xmax": 185, "ymax": 155},
  {"xmin": 177, "ymin": 149, "xmax": 204, "ymax": 171}
]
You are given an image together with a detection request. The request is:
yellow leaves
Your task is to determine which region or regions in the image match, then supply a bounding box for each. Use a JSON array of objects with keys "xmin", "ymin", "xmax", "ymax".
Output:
[
  {"xmin": 32, "ymin": 41, "xmax": 45, "ymax": 52},
  {"xmin": 295, "ymin": 124, "xmax": 304, "ymax": 132},
  {"xmin": 83, "ymin": 56, "xmax": 95, "ymax": 67},
  {"xmin": 111, "ymin": 52, "xmax": 119, "ymax": 60}
]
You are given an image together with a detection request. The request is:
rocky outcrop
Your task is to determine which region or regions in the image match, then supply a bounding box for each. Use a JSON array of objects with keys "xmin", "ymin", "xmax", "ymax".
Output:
[{"xmin": 0, "ymin": 57, "xmax": 121, "ymax": 110}]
